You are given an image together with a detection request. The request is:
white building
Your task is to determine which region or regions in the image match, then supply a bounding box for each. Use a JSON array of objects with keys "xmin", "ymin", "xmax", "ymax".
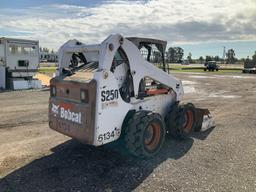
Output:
[{"xmin": 0, "ymin": 37, "xmax": 41, "ymax": 90}]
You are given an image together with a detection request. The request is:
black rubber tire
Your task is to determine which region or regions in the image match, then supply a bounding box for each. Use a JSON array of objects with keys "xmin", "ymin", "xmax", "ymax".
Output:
[
  {"xmin": 216, "ymin": 68, "xmax": 219, "ymax": 71},
  {"xmin": 204, "ymin": 68, "xmax": 207, "ymax": 71},
  {"xmin": 166, "ymin": 103, "xmax": 196, "ymax": 139},
  {"xmin": 166, "ymin": 102, "xmax": 181, "ymax": 138},
  {"xmin": 124, "ymin": 111, "xmax": 166, "ymax": 158},
  {"xmin": 181, "ymin": 103, "xmax": 196, "ymax": 135}
]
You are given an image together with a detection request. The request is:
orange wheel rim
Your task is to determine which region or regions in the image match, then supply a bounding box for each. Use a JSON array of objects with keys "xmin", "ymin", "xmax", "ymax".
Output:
[
  {"xmin": 183, "ymin": 111, "xmax": 193, "ymax": 133},
  {"xmin": 144, "ymin": 121, "xmax": 161, "ymax": 151}
]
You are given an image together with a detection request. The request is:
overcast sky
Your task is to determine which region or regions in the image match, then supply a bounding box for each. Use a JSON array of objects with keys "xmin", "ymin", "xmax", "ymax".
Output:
[{"xmin": 0, "ymin": 0, "xmax": 255, "ymax": 58}]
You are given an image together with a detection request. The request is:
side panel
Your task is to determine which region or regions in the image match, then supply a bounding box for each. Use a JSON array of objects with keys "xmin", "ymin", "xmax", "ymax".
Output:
[
  {"xmin": 131, "ymin": 93, "xmax": 176, "ymax": 118},
  {"xmin": 93, "ymin": 71, "xmax": 132, "ymax": 146}
]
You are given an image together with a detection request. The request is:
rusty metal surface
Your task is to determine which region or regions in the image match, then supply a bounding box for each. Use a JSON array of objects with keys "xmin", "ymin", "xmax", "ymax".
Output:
[{"xmin": 49, "ymin": 78, "xmax": 97, "ymax": 144}]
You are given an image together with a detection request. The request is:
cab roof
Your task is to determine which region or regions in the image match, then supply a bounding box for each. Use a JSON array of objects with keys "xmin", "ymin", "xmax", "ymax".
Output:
[{"xmin": 127, "ymin": 37, "xmax": 167, "ymax": 53}]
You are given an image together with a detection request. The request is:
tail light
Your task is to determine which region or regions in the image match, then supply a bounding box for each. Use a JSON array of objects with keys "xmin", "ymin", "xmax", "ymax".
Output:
[
  {"xmin": 50, "ymin": 85, "xmax": 56, "ymax": 97},
  {"xmin": 80, "ymin": 89, "xmax": 89, "ymax": 103}
]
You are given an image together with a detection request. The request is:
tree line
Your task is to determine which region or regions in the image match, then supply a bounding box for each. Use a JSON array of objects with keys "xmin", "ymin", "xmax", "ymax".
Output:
[
  {"xmin": 40, "ymin": 45, "xmax": 256, "ymax": 64},
  {"xmin": 164, "ymin": 47, "xmax": 256, "ymax": 64}
]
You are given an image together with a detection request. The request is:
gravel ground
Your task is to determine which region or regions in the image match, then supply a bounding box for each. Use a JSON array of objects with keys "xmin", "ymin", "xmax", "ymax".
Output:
[{"xmin": 0, "ymin": 72, "xmax": 256, "ymax": 192}]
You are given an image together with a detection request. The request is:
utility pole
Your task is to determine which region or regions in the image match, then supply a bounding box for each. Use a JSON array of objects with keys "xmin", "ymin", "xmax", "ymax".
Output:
[{"xmin": 222, "ymin": 46, "xmax": 226, "ymax": 64}]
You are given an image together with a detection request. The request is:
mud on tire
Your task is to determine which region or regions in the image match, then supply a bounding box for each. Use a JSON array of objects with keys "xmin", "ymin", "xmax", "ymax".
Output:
[{"xmin": 124, "ymin": 111, "xmax": 166, "ymax": 158}]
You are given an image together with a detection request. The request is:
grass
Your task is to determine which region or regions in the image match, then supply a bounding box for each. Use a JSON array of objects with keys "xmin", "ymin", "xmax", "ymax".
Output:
[
  {"xmin": 38, "ymin": 64, "xmax": 243, "ymax": 75},
  {"xmin": 166, "ymin": 64, "xmax": 243, "ymax": 74},
  {"xmin": 38, "ymin": 67, "xmax": 57, "ymax": 74},
  {"xmin": 171, "ymin": 69, "xmax": 243, "ymax": 74}
]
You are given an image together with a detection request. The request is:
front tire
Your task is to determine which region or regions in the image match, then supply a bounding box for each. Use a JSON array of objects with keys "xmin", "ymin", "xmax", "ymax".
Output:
[
  {"xmin": 166, "ymin": 103, "xmax": 196, "ymax": 139},
  {"xmin": 124, "ymin": 111, "xmax": 166, "ymax": 158}
]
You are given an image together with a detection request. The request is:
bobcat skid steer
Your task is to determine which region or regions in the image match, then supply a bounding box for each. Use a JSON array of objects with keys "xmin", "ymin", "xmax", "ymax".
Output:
[{"xmin": 49, "ymin": 34, "xmax": 214, "ymax": 158}]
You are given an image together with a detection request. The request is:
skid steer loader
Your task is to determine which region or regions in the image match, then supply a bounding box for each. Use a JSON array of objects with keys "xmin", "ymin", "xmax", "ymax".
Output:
[{"xmin": 49, "ymin": 34, "xmax": 213, "ymax": 158}]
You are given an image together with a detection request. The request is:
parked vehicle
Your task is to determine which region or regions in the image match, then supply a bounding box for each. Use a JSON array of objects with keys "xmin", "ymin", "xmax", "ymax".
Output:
[
  {"xmin": 243, "ymin": 60, "xmax": 256, "ymax": 74},
  {"xmin": 204, "ymin": 61, "xmax": 219, "ymax": 71},
  {"xmin": 181, "ymin": 60, "xmax": 189, "ymax": 65}
]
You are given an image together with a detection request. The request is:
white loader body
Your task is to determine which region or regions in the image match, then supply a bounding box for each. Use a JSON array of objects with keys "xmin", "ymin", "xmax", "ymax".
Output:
[{"xmin": 49, "ymin": 34, "xmax": 184, "ymax": 147}]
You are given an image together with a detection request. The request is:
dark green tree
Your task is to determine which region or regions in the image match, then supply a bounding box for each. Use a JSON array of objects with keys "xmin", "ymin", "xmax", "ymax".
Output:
[
  {"xmin": 167, "ymin": 47, "xmax": 176, "ymax": 63},
  {"xmin": 187, "ymin": 52, "xmax": 192, "ymax": 63},
  {"xmin": 205, "ymin": 55, "xmax": 214, "ymax": 62},
  {"xmin": 252, "ymin": 51, "xmax": 256, "ymax": 62},
  {"xmin": 226, "ymin": 49, "xmax": 236, "ymax": 64},
  {"xmin": 176, "ymin": 47, "xmax": 184, "ymax": 63},
  {"xmin": 167, "ymin": 47, "xmax": 184, "ymax": 63},
  {"xmin": 198, "ymin": 56, "xmax": 204, "ymax": 64},
  {"xmin": 214, "ymin": 56, "xmax": 220, "ymax": 62}
]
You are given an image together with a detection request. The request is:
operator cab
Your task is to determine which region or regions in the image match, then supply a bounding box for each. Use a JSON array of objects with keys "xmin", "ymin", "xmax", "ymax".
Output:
[
  {"xmin": 127, "ymin": 37, "xmax": 167, "ymax": 72},
  {"xmin": 127, "ymin": 37, "xmax": 169, "ymax": 98}
]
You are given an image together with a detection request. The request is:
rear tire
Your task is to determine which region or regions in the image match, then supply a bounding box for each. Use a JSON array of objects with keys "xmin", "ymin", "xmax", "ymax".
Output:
[{"xmin": 124, "ymin": 111, "xmax": 166, "ymax": 158}]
